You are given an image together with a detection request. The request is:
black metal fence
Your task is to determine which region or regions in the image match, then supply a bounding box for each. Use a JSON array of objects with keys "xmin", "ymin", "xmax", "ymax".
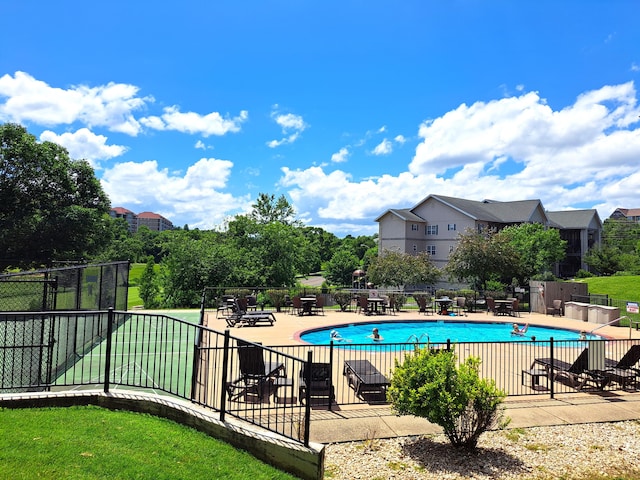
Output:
[
  {"xmin": 0, "ymin": 261, "xmax": 129, "ymax": 312},
  {"xmin": 2, "ymin": 309, "xmax": 639, "ymax": 446}
]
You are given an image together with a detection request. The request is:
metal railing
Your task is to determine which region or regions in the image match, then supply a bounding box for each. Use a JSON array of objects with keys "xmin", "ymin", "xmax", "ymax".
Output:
[{"xmin": 2, "ymin": 309, "xmax": 639, "ymax": 446}]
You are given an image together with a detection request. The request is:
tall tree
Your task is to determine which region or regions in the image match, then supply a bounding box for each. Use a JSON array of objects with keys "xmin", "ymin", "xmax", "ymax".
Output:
[
  {"xmin": 497, "ymin": 223, "xmax": 566, "ymax": 282},
  {"xmin": 0, "ymin": 123, "xmax": 111, "ymax": 270},
  {"xmin": 249, "ymin": 193, "xmax": 298, "ymax": 225},
  {"xmin": 446, "ymin": 229, "xmax": 520, "ymax": 291},
  {"xmin": 367, "ymin": 250, "xmax": 440, "ymax": 288}
]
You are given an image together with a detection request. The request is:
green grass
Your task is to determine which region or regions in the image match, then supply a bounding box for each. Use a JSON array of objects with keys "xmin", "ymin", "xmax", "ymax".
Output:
[
  {"xmin": 0, "ymin": 406, "xmax": 299, "ymax": 480},
  {"xmin": 571, "ymin": 275, "xmax": 640, "ymax": 302}
]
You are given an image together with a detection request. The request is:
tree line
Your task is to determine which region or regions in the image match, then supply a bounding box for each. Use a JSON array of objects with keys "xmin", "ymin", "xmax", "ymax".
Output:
[{"xmin": 3, "ymin": 122, "xmax": 636, "ymax": 309}]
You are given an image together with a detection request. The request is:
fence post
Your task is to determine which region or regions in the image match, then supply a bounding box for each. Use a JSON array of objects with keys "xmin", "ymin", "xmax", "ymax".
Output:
[
  {"xmin": 103, "ymin": 308, "xmax": 114, "ymax": 393},
  {"xmin": 549, "ymin": 337, "xmax": 554, "ymax": 399},
  {"xmin": 328, "ymin": 341, "xmax": 334, "ymax": 412},
  {"xmin": 303, "ymin": 350, "xmax": 313, "ymax": 447},
  {"xmin": 219, "ymin": 330, "xmax": 231, "ymax": 422}
]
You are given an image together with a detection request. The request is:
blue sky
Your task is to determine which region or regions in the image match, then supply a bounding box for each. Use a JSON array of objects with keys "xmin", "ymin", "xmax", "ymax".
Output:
[{"xmin": 1, "ymin": 1, "xmax": 639, "ymax": 237}]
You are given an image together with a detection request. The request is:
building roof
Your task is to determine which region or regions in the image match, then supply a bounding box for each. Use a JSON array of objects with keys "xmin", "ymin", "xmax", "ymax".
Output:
[
  {"xmin": 419, "ymin": 195, "xmax": 545, "ymax": 223},
  {"xmin": 111, "ymin": 207, "xmax": 135, "ymax": 215},
  {"xmin": 611, "ymin": 208, "xmax": 640, "ymax": 218},
  {"xmin": 547, "ymin": 209, "xmax": 602, "ymax": 229},
  {"xmin": 374, "ymin": 208, "xmax": 425, "ymax": 223},
  {"xmin": 137, "ymin": 211, "xmax": 163, "ymax": 219}
]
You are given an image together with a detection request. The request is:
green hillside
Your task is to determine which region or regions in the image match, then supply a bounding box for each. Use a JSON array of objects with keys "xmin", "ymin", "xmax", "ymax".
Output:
[{"xmin": 571, "ymin": 275, "xmax": 640, "ymax": 302}]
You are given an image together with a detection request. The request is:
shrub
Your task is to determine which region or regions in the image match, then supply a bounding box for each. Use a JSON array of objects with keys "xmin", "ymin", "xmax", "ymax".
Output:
[
  {"xmin": 332, "ymin": 291, "xmax": 352, "ymax": 311},
  {"xmin": 387, "ymin": 348, "xmax": 507, "ymax": 450},
  {"xmin": 266, "ymin": 289, "xmax": 287, "ymax": 311}
]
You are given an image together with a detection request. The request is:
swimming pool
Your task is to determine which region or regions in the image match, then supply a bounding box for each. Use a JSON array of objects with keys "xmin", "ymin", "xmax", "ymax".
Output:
[{"xmin": 299, "ymin": 320, "xmax": 599, "ymax": 345}]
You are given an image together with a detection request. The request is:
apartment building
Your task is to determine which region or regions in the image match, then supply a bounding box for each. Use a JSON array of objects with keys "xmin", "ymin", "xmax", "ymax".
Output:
[
  {"xmin": 375, "ymin": 194, "xmax": 602, "ymax": 278},
  {"xmin": 109, "ymin": 208, "xmax": 174, "ymax": 233}
]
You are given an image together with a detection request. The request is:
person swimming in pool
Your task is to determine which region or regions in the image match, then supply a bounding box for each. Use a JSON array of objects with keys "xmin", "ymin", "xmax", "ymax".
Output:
[
  {"xmin": 368, "ymin": 327, "xmax": 384, "ymax": 341},
  {"xmin": 511, "ymin": 323, "xmax": 529, "ymax": 336}
]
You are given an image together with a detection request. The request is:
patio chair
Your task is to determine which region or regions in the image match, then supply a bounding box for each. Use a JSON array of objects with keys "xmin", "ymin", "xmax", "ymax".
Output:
[
  {"xmin": 452, "ymin": 296, "xmax": 467, "ymax": 316},
  {"xmin": 382, "ymin": 296, "xmax": 396, "ymax": 315},
  {"xmin": 485, "ymin": 297, "xmax": 496, "ymax": 315},
  {"xmin": 547, "ymin": 299, "xmax": 563, "ymax": 316},
  {"xmin": 312, "ymin": 295, "xmax": 325, "ymax": 315},
  {"xmin": 532, "ymin": 347, "xmax": 608, "ymax": 391},
  {"xmin": 246, "ymin": 295, "xmax": 258, "ymax": 311},
  {"xmin": 299, "ymin": 362, "xmax": 335, "ymax": 406},
  {"xmin": 290, "ymin": 296, "xmax": 303, "ymax": 316},
  {"xmin": 414, "ymin": 295, "xmax": 433, "ymax": 315},
  {"xmin": 356, "ymin": 296, "xmax": 369, "ymax": 315},
  {"xmin": 216, "ymin": 295, "xmax": 235, "ymax": 318},
  {"xmin": 507, "ymin": 298, "xmax": 520, "ymax": 317},
  {"xmin": 604, "ymin": 344, "xmax": 640, "ymax": 389},
  {"xmin": 227, "ymin": 340, "xmax": 286, "ymax": 401}
]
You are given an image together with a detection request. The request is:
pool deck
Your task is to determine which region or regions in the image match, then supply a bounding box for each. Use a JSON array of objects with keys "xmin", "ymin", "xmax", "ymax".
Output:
[{"xmin": 204, "ymin": 306, "xmax": 640, "ymax": 444}]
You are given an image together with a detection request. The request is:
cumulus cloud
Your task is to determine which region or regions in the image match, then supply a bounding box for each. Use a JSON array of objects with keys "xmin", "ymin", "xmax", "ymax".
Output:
[
  {"xmin": 39, "ymin": 128, "xmax": 127, "ymax": 167},
  {"xmin": 371, "ymin": 139, "xmax": 393, "ymax": 156},
  {"xmin": 331, "ymin": 147, "xmax": 350, "ymax": 163},
  {"xmin": 140, "ymin": 107, "xmax": 248, "ymax": 137},
  {"xmin": 101, "ymin": 157, "xmax": 252, "ymax": 229},
  {"xmin": 278, "ymin": 82, "xmax": 640, "ymax": 234},
  {"xmin": 0, "ymin": 71, "xmax": 148, "ymax": 135}
]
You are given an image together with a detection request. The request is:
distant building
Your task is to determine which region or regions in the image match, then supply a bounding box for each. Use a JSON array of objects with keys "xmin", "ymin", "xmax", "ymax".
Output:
[
  {"xmin": 136, "ymin": 211, "xmax": 174, "ymax": 232},
  {"xmin": 609, "ymin": 208, "xmax": 640, "ymax": 223},
  {"xmin": 109, "ymin": 208, "xmax": 174, "ymax": 233},
  {"xmin": 109, "ymin": 207, "xmax": 137, "ymax": 233}
]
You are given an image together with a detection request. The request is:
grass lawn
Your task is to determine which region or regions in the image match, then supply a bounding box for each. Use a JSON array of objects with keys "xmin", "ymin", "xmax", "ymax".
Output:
[
  {"xmin": 571, "ymin": 275, "xmax": 640, "ymax": 302},
  {"xmin": 0, "ymin": 406, "xmax": 299, "ymax": 480}
]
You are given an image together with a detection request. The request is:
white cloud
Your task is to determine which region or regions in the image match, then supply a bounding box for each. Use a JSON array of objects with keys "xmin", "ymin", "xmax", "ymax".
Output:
[
  {"xmin": 277, "ymin": 82, "xmax": 640, "ymax": 233},
  {"xmin": 394, "ymin": 135, "xmax": 406, "ymax": 144},
  {"xmin": 39, "ymin": 128, "xmax": 127, "ymax": 167},
  {"xmin": 101, "ymin": 158, "xmax": 252, "ymax": 229},
  {"xmin": 140, "ymin": 107, "xmax": 248, "ymax": 137},
  {"xmin": 267, "ymin": 107, "xmax": 307, "ymax": 148},
  {"xmin": 0, "ymin": 71, "xmax": 147, "ymax": 135},
  {"xmin": 371, "ymin": 139, "xmax": 393, "ymax": 156},
  {"xmin": 331, "ymin": 147, "xmax": 349, "ymax": 163}
]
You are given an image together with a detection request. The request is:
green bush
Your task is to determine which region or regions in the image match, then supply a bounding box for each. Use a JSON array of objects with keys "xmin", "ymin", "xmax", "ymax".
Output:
[
  {"xmin": 332, "ymin": 291, "xmax": 352, "ymax": 311},
  {"xmin": 388, "ymin": 348, "xmax": 507, "ymax": 449}
]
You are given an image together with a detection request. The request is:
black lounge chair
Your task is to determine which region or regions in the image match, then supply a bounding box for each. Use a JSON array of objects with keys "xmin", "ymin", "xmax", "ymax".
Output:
[
  {"xmin": 604, "ymin": 344, "xmax": 640, "ymax": 389},
  {"xmin": 532, "ymin": 347, "xmax": 608, "ymax": 391},
  {"xmin": 343, "ymin": 359, "xmax": 390, "ymax": 398},
  {"xmin": 226, "ymin": 340, "xmax": 286, "ymax": 401},
  {"xmin": 226, "ymin": 299, "xmax": 277, "ymax": 327},
  {"xmin": 299, "ymin": 362, "xmax": 335, "ymax": 407}
]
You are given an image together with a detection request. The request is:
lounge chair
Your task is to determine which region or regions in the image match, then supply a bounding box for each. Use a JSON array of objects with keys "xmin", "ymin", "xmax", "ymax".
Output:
[
  {"xmin": 299, "ymin": 362, "xmax": 335, "ymax": 406},
  {"xmin": 226, "ymin": 340, "xmax": 286, "ymax": 401},
  {"xmin": 532, "ymin": 347, "xmax": 609, "ymax": 390},
  {"xmin": 343, "ymin": 359, "xmax": 390, "ymax": 398},
  {"xmin": 226, "ymin": 299, "xmax": 277, "ymax": 327},
  {"xmin": 604, "ymin": 344, "xmax": 640, "ymax": 389}
]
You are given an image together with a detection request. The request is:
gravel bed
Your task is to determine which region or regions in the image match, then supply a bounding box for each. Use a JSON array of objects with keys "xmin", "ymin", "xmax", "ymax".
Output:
[{"xmin": 324, "ymin": 421, "xmax": 640, "ymax": 479}]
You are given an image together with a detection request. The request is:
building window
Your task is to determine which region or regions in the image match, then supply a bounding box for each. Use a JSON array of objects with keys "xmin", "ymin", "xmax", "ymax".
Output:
[
  {"xmin": 426, "ymin": 225, "xmax": 438, "ymax": 235},
  {"xmin": 426, "ymin": 245, "xmax": 436, "ymax": 255},
  {"xmin": 449, "ymin": 245, "xmax": 455, "ymax": 253},
  {"xmin": 448, "ymin": 223, "xmax": 456, "ymax": 231},
  {"xmin": 413, "ymin": 244, "xmax": 417, "ymax": 252},
  {"xmin": 411, "ymin": 224, "xmax": 418, "ymax": 231}
]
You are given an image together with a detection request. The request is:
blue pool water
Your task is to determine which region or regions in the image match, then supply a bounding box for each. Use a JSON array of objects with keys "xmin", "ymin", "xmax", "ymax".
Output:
[{"xmin": 299, "ymin": 320, "xmax": 599, "ymax": 345}]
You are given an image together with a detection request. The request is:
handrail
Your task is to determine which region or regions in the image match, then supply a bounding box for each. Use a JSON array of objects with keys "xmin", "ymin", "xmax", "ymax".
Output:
[{"xmin": 588, "ymin": 316, "xmax": 628, "ymax": 334}]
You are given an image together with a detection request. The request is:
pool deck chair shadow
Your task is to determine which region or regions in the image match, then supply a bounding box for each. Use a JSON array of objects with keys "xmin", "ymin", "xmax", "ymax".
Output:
[
  {"xmin": 532, "ymin": 347, "xmax": 609, "ymax": 391},
  {"xmin": 343, "ymin": 359, "xmax": 390, "ymax": 401}
]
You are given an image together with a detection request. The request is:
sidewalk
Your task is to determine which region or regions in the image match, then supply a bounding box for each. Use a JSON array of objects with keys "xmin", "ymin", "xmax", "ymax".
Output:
[{"xmin": 308, "ymin": 391, "xmax": 640, "ymax": 444}]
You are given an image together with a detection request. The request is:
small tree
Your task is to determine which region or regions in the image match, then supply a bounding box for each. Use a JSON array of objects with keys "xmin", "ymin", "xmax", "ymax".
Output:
[
  {"xmin": 139, "ymin": 257, "xmax": 160, "ymax": 308},
  {"xmin": 387, "ymin": 348, "xmax": 506, "ymax": 449}
]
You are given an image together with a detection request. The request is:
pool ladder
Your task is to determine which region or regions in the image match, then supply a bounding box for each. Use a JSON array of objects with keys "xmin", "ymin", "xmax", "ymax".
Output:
[{"xmin": 406, "ymin": 333, "xmax": 430, "ymax": 344}]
